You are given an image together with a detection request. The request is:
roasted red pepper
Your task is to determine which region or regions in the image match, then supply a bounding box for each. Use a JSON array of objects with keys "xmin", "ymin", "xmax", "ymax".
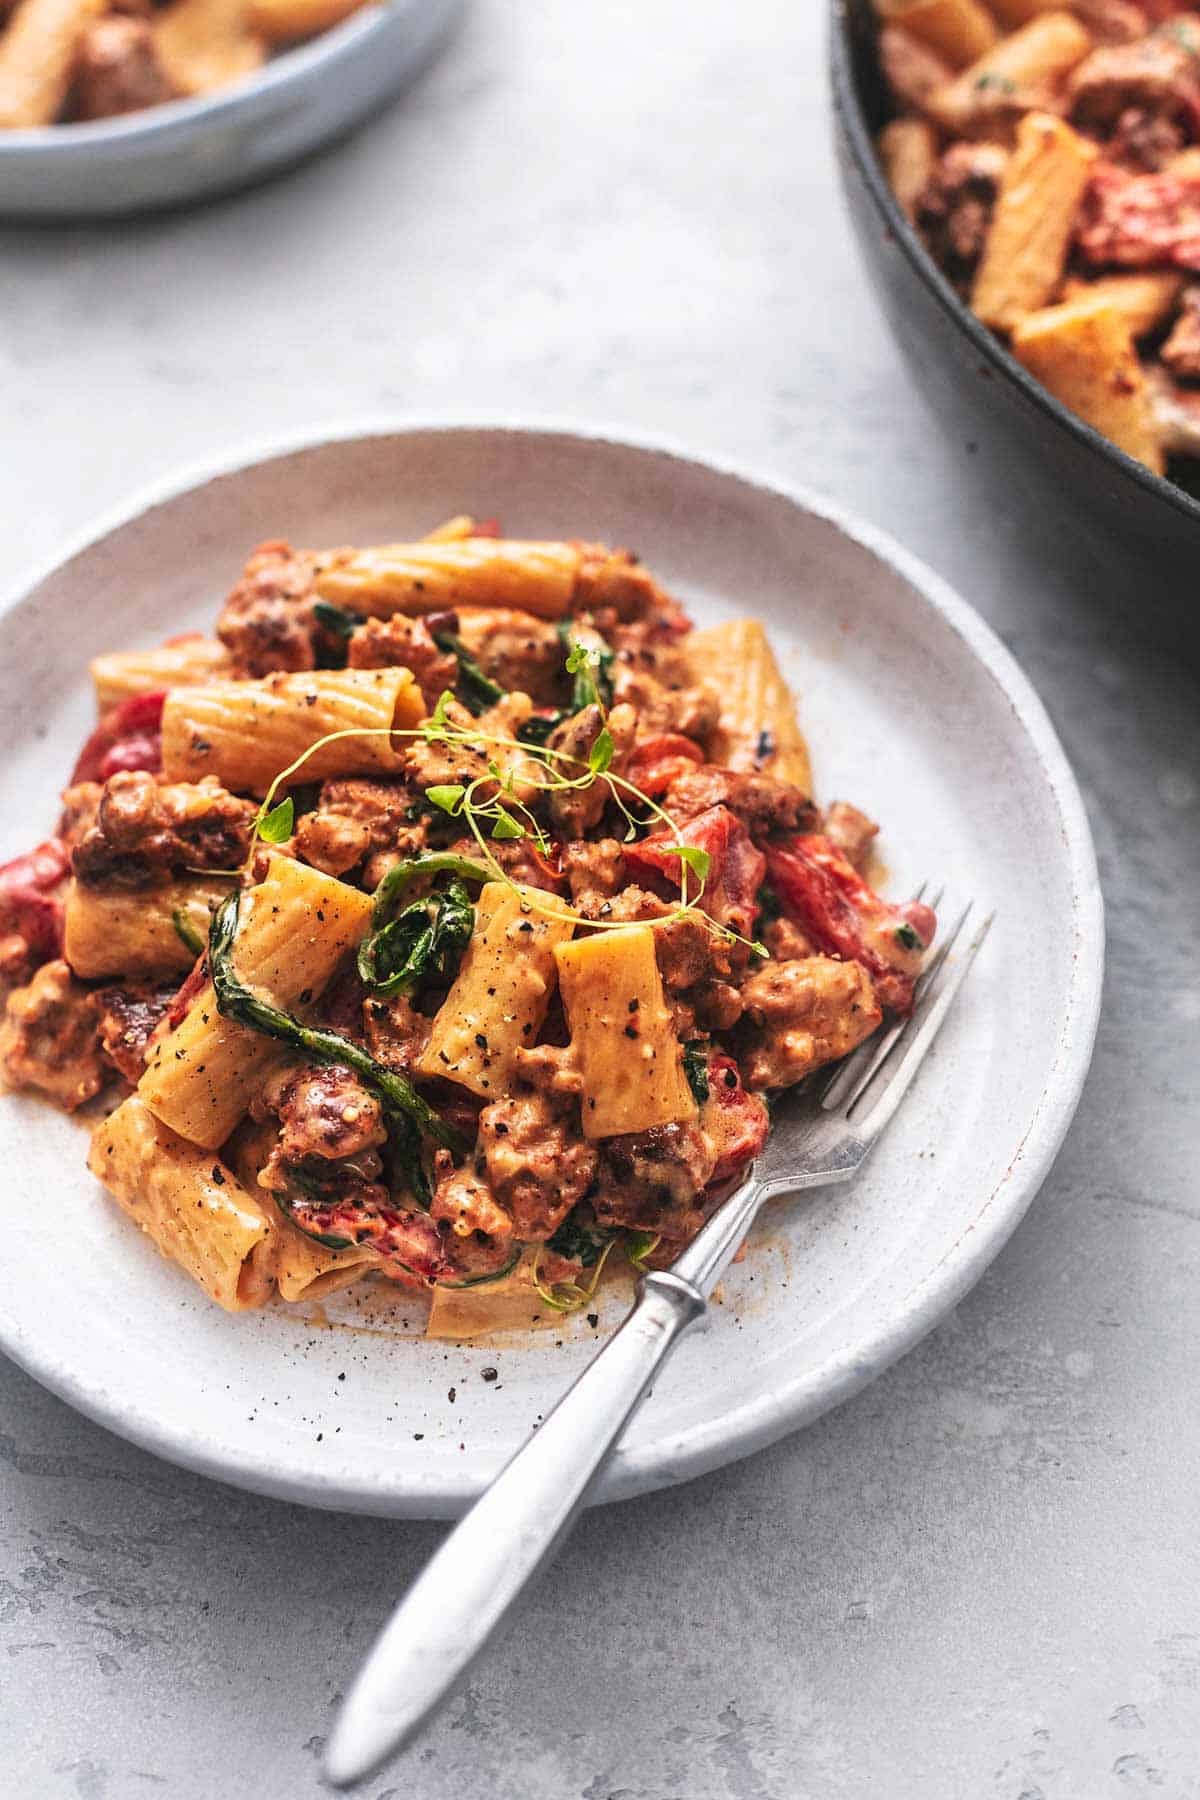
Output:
[
  {"xmin": 71, "ymin": 690, "xmax": 167, "ymax": 785},
  {"xmin": 0, "ymin": 837, "xmax": 70, "ymax": 962},
  {"xmin": 624, "ymin": 733, "xmax": 704, "ymax": 798},
  {"xmin": 625, "ymin": 804, "xmax": 765, "ymax": 939},
  {"xmin": 765, "ymin": 833, "xmax": 936, "ymax": 1015},
  {"xmin": 704, "ymin": 1052, "xmax": 769, "ymax": 1183}
]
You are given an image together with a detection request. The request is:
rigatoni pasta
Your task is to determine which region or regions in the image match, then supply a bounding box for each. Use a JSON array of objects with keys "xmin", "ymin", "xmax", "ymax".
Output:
[
  {"xmin": 872, "ymin": 0, "xmax": 1200, "ymax": 480},
  {"xmin": 63, "ymin": 873, "xmax": 233, "ymax": 979},
  {"xmin": 875, "ymin": 0, "xmax": 997, "ymax": 68},
  {"xmin": 161, "ymin": 667, "xmax": 424, "ymax": 793},
  {"xmin": 139, "ymin": 855, "xmax": 373, "ymax": 1148},
  {"xmin": 687, "ymin": 618, "xmax": 812, "ymax": 796},
  {"xmin": 91, "ymin": 638, "xmax": 229, "ymax": 713},
  {"xmin": 3, "ymin": 512, "xmax": 935, "ymax": 1334},
  {"xmin": 88, "ymin": 1095, "xmax": 277, "ymax": 1311},
  {"xmin": 971, "ymin": 112, "xmax": 1096, "ymax": 332},
  {"xmin": 555, "ymin": 925, "xmax": 697, "ymax": 1140},
  {"xmin": 417, "ymin": 882, "xmax": 576, "ymax": 1099},
  {"xmin": 315, "ymin": 539, "xmax": 582, "ymax": 620},
  {"xmin": 1011, "ymin": 295, "xmax": 1164, "ymax": 472}
]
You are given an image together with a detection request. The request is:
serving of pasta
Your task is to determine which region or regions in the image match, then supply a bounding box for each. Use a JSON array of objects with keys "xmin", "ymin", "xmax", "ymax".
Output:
[
  {"xmin": 0, "ymin": 0, "xmax": 371, "ymax": 129},
  {"xmin": 874, "ymin": 0, "xmax": 1200, "ymax": 476},
  {"xmin": 0, "ymin": 513, "xmax": 937, "ymax": 1338}
]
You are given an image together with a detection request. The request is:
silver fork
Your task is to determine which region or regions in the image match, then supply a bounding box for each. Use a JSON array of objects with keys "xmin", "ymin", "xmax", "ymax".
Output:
[{"xmin": 324, "ymin": 897, "xmax": 993, "ymax": 1789}]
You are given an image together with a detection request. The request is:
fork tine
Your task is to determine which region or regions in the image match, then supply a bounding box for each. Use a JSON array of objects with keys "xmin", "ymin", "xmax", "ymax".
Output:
[
  {"xmin": 849, "ymin": 908, "xmax": 995, "ymax": 1139},
  {"xmin": 820, "ymin": 882, "xmax": 953, "ymax": 1113}
]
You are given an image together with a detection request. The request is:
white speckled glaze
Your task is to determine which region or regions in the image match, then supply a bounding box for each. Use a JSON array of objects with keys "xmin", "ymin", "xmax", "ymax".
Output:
[
  {"xmin": 0, "ymin": 0, "xmax": 460, "ymax": 218},
  {"xmin": 0, "ymin": 425, "xmax": 1103, "ymax": 1518}
]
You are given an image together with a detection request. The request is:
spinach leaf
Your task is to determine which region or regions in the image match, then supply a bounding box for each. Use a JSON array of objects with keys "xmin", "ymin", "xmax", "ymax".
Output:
[
  {"xmin": 683, "ymin": 1040, "xmax": 711, "ymax": 1105},
  {"xmin": 209, "ymin": 890, "xmax": 466, "ymax": 1187},
  {"xmin": 358, "ymin": 878, "xmax": 475, "ymax": 998},
  {"xmin": 432, "ymin": 630, "xmax": 506, "ymax": 716},
  {"xmin": 172, "ymin": 908, "xmax": 205, "ymax": 957},
  {"xmin": 545, "ymin": 1206, "xmax": 614, "ymax": 1268}
]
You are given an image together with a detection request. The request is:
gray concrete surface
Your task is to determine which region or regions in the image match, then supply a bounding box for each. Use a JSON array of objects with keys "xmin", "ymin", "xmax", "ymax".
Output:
[{"xmin": 2, "ymin": 2, "xmax": 1199, "ymax": 1795}]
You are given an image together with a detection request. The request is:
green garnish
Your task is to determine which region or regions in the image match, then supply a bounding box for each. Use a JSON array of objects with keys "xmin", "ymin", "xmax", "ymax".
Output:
[
  {"xmin": 895, "ymin": 921, "xmax": 923, "ymax": 951},
  {"xmin": 588, "ymin": 725, "xmax": 615, "ymax": 775},
  {"xmin": 516, "ymin": 711, "xmax": 565, "ymax": 747},
  {"xmin": 659, "ymin": 844, "xmax": 711, "ymax": 885},
  {"xmin": 426, "ymin": 784, "xmax": 466, "ymax": 816},
  {"xmin": 545, "ymin": 1208, "xmax": 614, "ymax": 1268},
  {"xmin": 973, "ymin": 71, "xmax": 1016, "ymax": 93},
  {"xmin": 312, "ymin": 600, "xmax": 360, "ymax": 641},
  {"xmin": 209, "ymin": 889, "xmax": 466, "ymax": 1204},
  {"xmin": 559, "ymin": 620, "xmax": 615, "ymax": 713},
  {"xmin": 435, "ymin": 1244, "xmax": 523, "ymax": 1289},
  {"xmin": 255, "ymin": 795, "xmax": 294, "ymax": 844},
  {"xmin": 490, "ymin": 810, "xmax": 524, "ymax": 841},
  {"xmin": 432, "ymin": 629, "xmax": 506, "ymax": 716},
  {"xmin": 624, "ymin": 1230, "xmax": 660, "ymax": 1274},
  {"xmin": 171, "ymin": 908, "xmax": 205, "ymax": 957},
  {"xmin": 756, "ymin": 882, "xmax": 782, "ymax": 924},
  {"xmin": 682, "ymin": 1040, "xmax": 711, "ymax": 1105}
]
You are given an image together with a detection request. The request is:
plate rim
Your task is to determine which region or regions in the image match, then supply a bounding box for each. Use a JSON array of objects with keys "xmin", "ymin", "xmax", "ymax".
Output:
[{"xmin": 0, "ymin": 419, "xmax": 1105, "ymax": 1514}]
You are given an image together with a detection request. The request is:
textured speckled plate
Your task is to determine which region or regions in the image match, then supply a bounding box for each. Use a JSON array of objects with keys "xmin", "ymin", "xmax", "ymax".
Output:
[
  {"xmin": 0, "ymin": 0, "xmax": 460, "ymax": 219},
  {"xmin": 0, "ymin": 425, "xmax": 1103, "ymax": 1518}
]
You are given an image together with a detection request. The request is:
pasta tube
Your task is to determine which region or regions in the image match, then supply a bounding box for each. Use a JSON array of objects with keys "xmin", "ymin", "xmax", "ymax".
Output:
[
  {"xmin": 686, "ymin": 618, "xmax": 812, "ymax": 797},
  {"xmin": 91, "ymin": 638, "xmax": 229, "ymax": 712},
  {"xmin": 986, "ymin": 0, "xmax": 1065, "ymax": 22},
  {"xmin": 1060, "ymin": 273, "xmax": 1185, "ymax": 341},
  {"xmin": 971, "ymin": 112, "xmax": 1097, "ymax": 332},
  {"xmin": 226, "ymin": 1119, "xmax": 377, "ymax": 1301},
  {"xmin": 876, "ymin": 0, "xmax": 997, "ymax": 67},
  {"xmin": 315, "ymin": 539, "xmax": 580, "ymax": 620},
  {"xmin": 425, "ymin": 1248, "xmax": 566, "ymax": 1340},
  {"xmin": 926, "ymin": 15, "xmax": 1092, "ymax": 134},
  {"xmin": 878, "ymin": 117, "xmax": 940, "ymax": 220},
  {"xmin": 248, "ymin": 0, "xmax": 367, "ymax": 41},
  {"xmin": 63, "ymin": 874, "xmax": 233, "ymax": 980},
  {"xmin": 1011, "ymin": 296, "xmax": 1164, "ymax": 474},
  {"xmin": 160, "ymin": 666, "xmax": 423, "ymax": 794},
  {"xmin": 139, "ymin": 856, "xmax": 373, "ymax": 1149},
  {"xmin": 0, "ymin": 0, "xmax": 104, "ymax": 127},
  {"xmin": 88, "ymin": 1095, "xmax": 278, "ymax": 1311},
  {"xmin": 417, "ymin": 882, "xmax": 576, "ymax": 1099},
  {"xmin": 154, "ymin": 0, "xmax": 265, "ymax": 96},
  {"xmin": 555, "ymin": 925, "xmax": 696, "ymax": 1140}
]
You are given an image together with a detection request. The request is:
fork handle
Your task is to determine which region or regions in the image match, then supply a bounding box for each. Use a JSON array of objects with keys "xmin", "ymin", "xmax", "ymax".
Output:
[{"xmin": 324, "ymin": 1268, "xmax": 706, "ymax": 1788}]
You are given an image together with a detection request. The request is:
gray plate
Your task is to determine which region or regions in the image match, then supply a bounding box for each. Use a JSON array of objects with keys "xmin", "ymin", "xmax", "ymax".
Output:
[
  {"xmin": 0, "ymin": 423, "xmax": 1104, "ymax": 1516},
  {"xmin": 0, "ymin": 0, "xmax": 460, "ymax": 218}
]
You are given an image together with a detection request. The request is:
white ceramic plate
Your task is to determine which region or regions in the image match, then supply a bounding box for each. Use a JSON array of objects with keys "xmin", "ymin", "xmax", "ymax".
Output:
[
  {"xmin": 0, "ymin": 0, "xmax": 460, "ymax": 219},
  {"xmin": 0, "ymin": 425, "xmax": 1102, "ymax": 1518}
]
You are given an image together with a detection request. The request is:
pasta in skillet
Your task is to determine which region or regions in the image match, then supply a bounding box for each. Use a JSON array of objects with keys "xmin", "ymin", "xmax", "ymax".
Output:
[
  {"xmin": 0, "ymin": 516, "xmax": 937, "ymax": 1329},
  {"xmin": 873, "ymin": 0, "xmax": 1200, "ymax": 476}
]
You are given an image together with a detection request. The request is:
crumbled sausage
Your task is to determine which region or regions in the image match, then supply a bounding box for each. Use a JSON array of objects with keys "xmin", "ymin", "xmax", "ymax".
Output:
[
  {"xmin": 72, "ymin": 771, "xmax": 256, "ymax": 889},
  {"xmin": 293, "ymin": 777, "xmax": 425, "ymax": 878},
  {"xmin": 347, "ymin": 616, "xmax": 457, "ymax": 708},
  {"xmin": 1, "ymin": 960, "xmax": 106, "ymax": 1110},
  {"xmin": 916, "ymin": 143, "xmax": 1010, "ymax": 290},
  {"xmin": 216, "ymin": 541, "xmax": 321, "ymax": 678},
  {"xmin": 255, "ymin": 1062, "xmax": 387, "ymax": 1163},
  {"xmin": 73, "ymin": 16, "xmax": 174, "ymax": 120},
  {"xmin": 92, "ymin": 979, "xmax": 176, "ymax": 1083},
  {"xmin": 477, "ymin": 1091, "xmax": 598, "ymax": 1238},
  {"xmin": 739, "ymin": 956, "xmax": 882, "ymax": 1089}
]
